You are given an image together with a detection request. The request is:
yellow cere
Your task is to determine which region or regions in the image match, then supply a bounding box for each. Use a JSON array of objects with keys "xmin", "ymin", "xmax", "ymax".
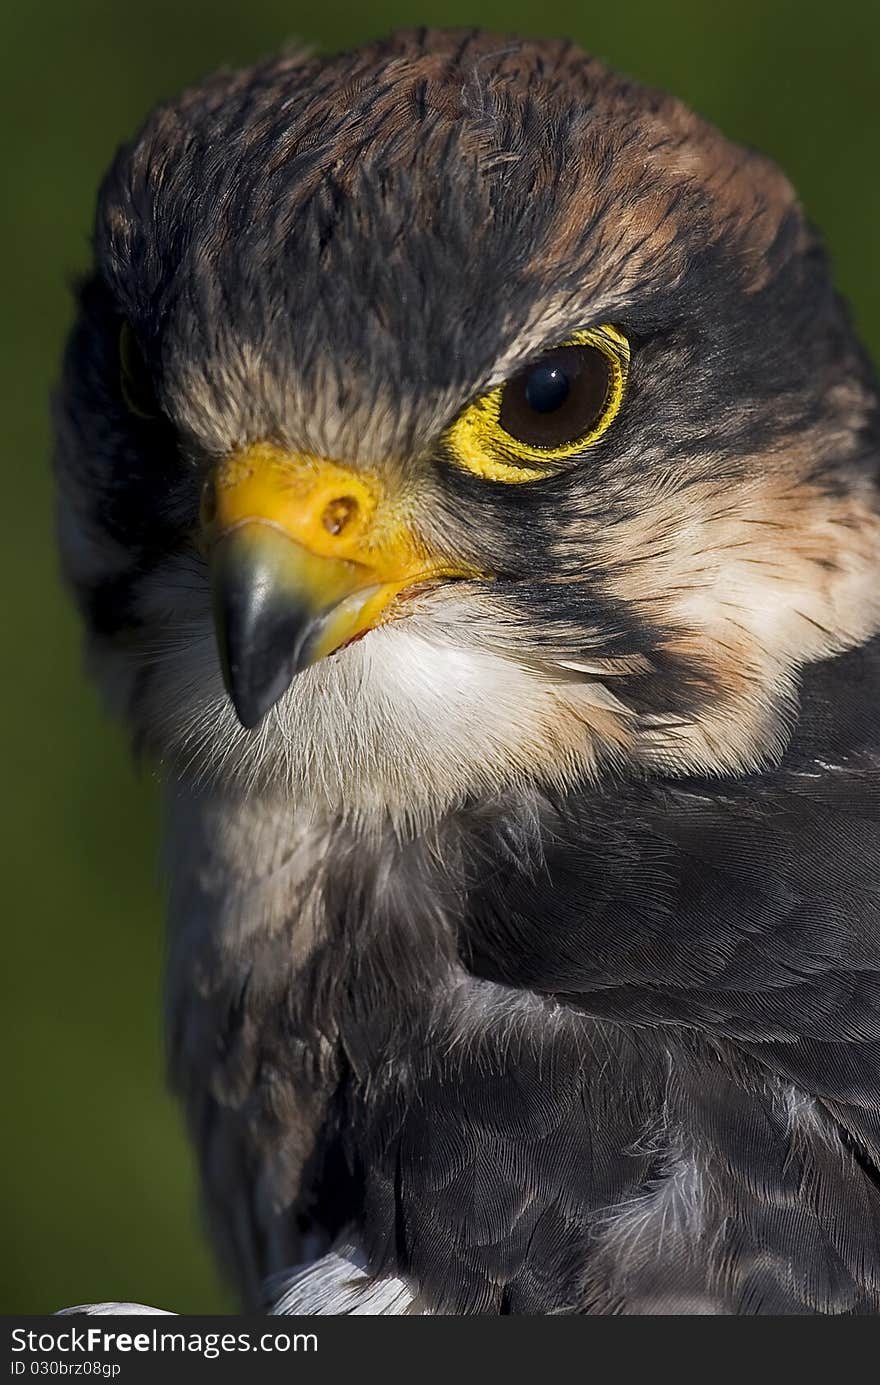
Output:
[{"xmin": 445, "ymin": 324, "xmax": 630, "ymax": 483}]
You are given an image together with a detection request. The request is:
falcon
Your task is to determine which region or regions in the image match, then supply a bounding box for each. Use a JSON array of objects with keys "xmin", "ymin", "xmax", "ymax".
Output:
[{"xmin": 54, "ymin": 29, "xmax": 880, "ymax": 1314}]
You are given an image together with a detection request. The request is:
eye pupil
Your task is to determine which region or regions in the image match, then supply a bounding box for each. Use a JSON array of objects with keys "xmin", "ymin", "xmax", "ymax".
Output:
[
  {"xmin": 524, "ymin": 365, "xmax": 570, "ymax": 414},
  {"xmin": 497, "ymin": 342, "xmax": 615, "ymax": 452}
]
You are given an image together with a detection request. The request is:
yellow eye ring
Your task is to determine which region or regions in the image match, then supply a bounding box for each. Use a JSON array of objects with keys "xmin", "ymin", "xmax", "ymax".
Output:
[{"xmin": 445, "ymin": 324, "xmax": 629, "ymax": 483}]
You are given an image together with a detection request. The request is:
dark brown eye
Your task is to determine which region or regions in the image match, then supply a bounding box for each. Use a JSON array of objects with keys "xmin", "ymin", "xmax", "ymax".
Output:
[
  {"xmin": 497, "ymin": 344, "xmax": 613, "ymax": 450},
  {"xmin": 119, "ymin": 321, "xmax": 161, "ymax": 420}
]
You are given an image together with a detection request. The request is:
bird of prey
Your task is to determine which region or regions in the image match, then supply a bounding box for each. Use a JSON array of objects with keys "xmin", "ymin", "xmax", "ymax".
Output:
[{"xmin": 54, "ymin": 28, "xmax": 880, "ymax": 1315}]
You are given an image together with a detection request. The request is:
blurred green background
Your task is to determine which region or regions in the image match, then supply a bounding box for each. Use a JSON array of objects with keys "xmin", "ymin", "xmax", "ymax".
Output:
[{"xmin": 2, "ymin": 0, "xmax": 878, "ymax": 1315}]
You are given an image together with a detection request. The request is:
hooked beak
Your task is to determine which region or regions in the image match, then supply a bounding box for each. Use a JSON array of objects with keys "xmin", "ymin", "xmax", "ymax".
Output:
[{"xmin": 203, "ymin": 443, "xmax": 465, "ymax": 730}]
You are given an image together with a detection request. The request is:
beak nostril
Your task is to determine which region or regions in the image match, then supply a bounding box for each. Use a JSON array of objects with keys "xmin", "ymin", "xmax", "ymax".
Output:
[{"xmin": 322, "ymin": 495, "xmax": 360, "ymax": 537}]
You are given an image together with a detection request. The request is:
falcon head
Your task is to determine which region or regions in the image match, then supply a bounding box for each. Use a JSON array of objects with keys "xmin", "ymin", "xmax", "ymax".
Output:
[{"xmin": 55, "ymin": 29, "xmax": 880, "ymax": 827}]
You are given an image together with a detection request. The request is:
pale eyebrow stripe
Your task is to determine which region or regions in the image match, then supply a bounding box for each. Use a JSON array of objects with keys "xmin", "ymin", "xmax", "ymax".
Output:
[{"xmin": 483, "ymin": 288, "xmax": 632, "ymax": 391}]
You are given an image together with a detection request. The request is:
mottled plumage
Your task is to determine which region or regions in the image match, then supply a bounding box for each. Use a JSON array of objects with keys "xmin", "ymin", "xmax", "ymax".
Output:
[{"xmin": 55, "ymin": 29, "xmax": 880, "ymax": 1313}]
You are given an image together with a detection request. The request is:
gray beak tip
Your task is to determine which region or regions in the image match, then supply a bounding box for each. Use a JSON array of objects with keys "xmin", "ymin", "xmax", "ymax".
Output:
[{"xmin": 211, "ymin": 531, "xmax": 319, "ymax": 731}]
